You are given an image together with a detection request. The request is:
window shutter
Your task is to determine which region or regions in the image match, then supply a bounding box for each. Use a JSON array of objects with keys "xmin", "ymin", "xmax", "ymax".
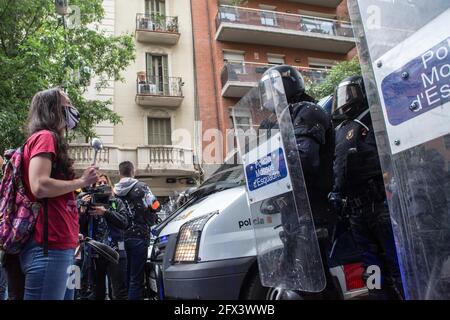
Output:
[
  {"xmin": 267, "ymin": 54, "xmax": 285, "ymax": 65},
  {"xmin": 223, "ymin": 51, "xmax": 245, "ymax": 62},
  {"xmin": 146, "ymin": 53, "xmax": 153, "ymax": 83},
  {"xmin": 148, "ymin": 118, "xmax": 172, "ymax": 145},
  {"xmin": 162, "ymin": 55, "xmax": 169, "ymax": 95}
]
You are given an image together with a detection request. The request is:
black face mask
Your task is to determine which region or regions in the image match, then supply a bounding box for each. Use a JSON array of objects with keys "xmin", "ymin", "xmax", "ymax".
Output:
[{"xmin": 64, "ymin": 105, "xmax": 80, "ymax": 130}]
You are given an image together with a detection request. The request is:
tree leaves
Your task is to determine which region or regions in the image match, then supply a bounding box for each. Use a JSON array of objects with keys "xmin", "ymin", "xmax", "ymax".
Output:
[{"xmin": 306, "ymin": 57, "xmax": 362, "ymax": 100}]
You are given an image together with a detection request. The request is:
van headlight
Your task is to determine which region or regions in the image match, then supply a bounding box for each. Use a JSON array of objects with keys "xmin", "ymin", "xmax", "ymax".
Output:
[{"xmin": 173, "ymin": 212, "xmax": 217, "ymax": 263}]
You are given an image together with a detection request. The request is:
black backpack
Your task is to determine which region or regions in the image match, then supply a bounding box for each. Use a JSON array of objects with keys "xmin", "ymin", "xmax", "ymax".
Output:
[{"xmin": 119, "ymin": 182, "xmax": 157, "ymax": 237}]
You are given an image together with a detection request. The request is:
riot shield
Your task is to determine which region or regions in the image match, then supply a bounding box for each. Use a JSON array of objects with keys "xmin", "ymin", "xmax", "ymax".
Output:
[
  {"xmin": 232, "ymin": 70, "xmax": 326, "ymax": 292},
  {"xmin": 349, "ymin": 0, "xmax": 450, "ymax": 299}
]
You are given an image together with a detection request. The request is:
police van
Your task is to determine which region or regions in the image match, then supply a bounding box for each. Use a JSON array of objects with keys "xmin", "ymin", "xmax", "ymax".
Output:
[{"xmin": 146, "ymin": 161, "xmax": 368, "ymax": 300}]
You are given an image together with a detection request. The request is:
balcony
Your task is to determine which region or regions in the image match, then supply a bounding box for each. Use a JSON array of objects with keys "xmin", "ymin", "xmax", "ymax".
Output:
[
  {"xmin": 135, "ymin": 13, "xmax": 180, "ymax": 45},
  {"xmin": 137, "ymin": 145, "xmax": 195, "ymax": 176},
  {"xmin": 136, "ymin": 75, "xmax": 184, "ymax": 108},
  {"xmin": 286, "ymin": 0, "xmax": 343, "ymax": 8},
  {"xmin": 69, "ymin": 144, "xmax": 196, "ymax": 177},
  {"xmin": 221, "ymin": 61, "xmax": 329, "ymax": 98},
  {"xmin": 215, "ymin": 6, "xmax": 355, "ymax": 54}
]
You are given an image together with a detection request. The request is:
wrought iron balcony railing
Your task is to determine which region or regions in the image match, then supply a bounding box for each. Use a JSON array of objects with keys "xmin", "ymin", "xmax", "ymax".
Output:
[
  {"xmin": 136, "ymin": 75, "xmax": 183, "ymax": 97},
  {"xmin": 136, "ymin": 13, "xmax": 179, "ymax": 33}
]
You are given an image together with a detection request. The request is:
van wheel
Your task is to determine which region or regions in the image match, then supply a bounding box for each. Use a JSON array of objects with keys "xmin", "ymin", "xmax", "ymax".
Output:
[{"xmin": 242, "ymin": 271, "xmax": 269, "ymax": 300}]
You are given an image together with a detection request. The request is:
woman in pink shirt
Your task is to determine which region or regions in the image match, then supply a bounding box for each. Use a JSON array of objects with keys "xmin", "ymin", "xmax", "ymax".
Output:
[{"xmin": 20, "ymin": 88, "xmax": 98, "ymax": 300}]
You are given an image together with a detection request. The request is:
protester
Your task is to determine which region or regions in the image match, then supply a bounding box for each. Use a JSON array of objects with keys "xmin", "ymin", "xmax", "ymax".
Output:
[
  {"xmin": 0, "ymin": 155, "xmax": 6, "ymax": 300},
  {"xmin": 114, "ymin": 161, "xmax": 157, "ymax": 300},
  {"xmin": 18, "ymin": 88, "xmax": 98, "ymax": 300},
  {"xmin": 78, "ymin": 174, "xmax": 129, "ymax": 300}
]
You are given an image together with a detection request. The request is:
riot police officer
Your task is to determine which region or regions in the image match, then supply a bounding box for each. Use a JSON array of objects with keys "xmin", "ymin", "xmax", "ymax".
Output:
[
  {"xmin": 265, "ymin": 65, "xmax": 339, "ymax": 299},
  {"xmin": 329, "ymin": 75, "xmax": 403, "ymax": 300}
]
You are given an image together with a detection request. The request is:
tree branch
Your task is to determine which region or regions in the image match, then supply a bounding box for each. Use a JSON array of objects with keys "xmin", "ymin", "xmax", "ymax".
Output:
[{"xmin": 0, "ymin": 0, "xmax": 13, "ymax": 22}]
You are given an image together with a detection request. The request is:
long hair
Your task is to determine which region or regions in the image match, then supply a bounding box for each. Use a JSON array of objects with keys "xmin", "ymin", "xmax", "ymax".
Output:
[
  {"xmin": 26, "ymin": 88, "xmax": 74, "ymax": 179},
  {"xmin": 98, "ymin": 173, "xmax": 113, "ymax": 188}
]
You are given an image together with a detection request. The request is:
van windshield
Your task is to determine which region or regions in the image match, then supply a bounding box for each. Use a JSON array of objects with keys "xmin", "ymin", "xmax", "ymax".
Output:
[
  {"xmin": 152, "ymin": 163, "xmax": 245, "ymax": 235},
  {"xmin": 201, "ymin": 163, "xmax": 245, "ymax": 188}
]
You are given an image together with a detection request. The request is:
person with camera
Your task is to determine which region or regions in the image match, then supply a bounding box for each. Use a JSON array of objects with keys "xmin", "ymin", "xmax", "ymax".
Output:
[
  {"xmin": 114, "ymin": 161, "xmax": 159, "ymax": 300},
  {"xmin": 78, "ymin": 174, "xmax": 129, "ymax": 300}
]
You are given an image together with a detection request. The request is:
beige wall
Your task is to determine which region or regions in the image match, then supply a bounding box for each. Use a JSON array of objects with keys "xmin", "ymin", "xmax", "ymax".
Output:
[{"xmin": 113, "ymin": 0, "xmax": 196, "ymax": 153}]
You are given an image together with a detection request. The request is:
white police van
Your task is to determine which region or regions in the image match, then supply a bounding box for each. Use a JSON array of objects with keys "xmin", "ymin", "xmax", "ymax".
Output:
[{"xmin": 146, "ymin": 162, "xmax": 368, "ymax": 300}]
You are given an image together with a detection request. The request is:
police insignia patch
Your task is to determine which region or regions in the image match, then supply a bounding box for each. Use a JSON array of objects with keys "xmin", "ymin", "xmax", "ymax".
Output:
[{"xmin": 346, "ymin": 129, "xmax": 354, "ymax": 140}]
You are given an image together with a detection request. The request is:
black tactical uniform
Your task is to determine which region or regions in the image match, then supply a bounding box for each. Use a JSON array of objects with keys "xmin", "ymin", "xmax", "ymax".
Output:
[
  {"xmin": 265, "ymin": 65, "xmax": 339, "ymax": 299},
  {"xmin": 330, "ymin": 76, "xmax": 403, "ymax": 300}
]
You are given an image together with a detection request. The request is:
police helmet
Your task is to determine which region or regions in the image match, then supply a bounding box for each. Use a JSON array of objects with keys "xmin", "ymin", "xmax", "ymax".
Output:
[
  {"xmin": 332, "ymin": 75, "xmax": 368, "ymax": 120},
  {"xmin": 261, "ymin": 65, "xmax": 306, "ymax": 104}
]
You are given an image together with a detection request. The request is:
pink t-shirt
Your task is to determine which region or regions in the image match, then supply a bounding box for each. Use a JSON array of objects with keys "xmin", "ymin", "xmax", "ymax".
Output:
[{"xmin": 23, "ymin": 130, "xmax": 79, "ymax": 250}]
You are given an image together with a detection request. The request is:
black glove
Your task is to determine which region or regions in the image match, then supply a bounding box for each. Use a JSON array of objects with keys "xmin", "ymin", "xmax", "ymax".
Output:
[{"xmin": 328, "ymin": 192, "xmax": 343, "ymax": 216}]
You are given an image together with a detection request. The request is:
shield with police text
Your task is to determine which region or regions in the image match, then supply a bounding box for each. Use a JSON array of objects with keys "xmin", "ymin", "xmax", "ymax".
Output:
[
  {"xmin": 349, "ymin": 0, "xmax": 450, "ymax": 299},
  {"xmin": 232, "ymin": 69, "xmax": 326, "ymax": 292}
]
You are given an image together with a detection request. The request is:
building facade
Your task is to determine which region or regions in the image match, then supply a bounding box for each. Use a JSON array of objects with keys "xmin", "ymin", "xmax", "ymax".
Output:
[
  {"xmin": 191, "ymin": 0, "xmax": 357, "ymax": 170},
  {"xmin": 71, "ymin": 0, "xmax": 199, "ymax": 200}
]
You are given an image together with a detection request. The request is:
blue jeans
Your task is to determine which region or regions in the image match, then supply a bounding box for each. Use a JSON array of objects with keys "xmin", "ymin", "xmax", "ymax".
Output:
[
  {"xmin": 0, "ymin": 267, "xmax": 7, "ymax": 300},
  {"xmin": 125, "ymin": 238, "xmax": 148, "ymax": 300},
  {"xmin": 20, "ymin": 240, "xmax": 75, "ymax": 300}
]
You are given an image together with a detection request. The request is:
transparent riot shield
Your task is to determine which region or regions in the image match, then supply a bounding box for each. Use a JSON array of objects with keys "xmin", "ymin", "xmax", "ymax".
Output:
[
  {"xmin": 232, "ymin": 70, "xmax": 326, "ymax": 292},
  {"xmin": 349, "ymin": 0, "xmax": 450, "ymax": 299}
]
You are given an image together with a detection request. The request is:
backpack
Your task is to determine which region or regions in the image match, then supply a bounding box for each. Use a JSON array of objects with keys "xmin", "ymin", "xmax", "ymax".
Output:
[
  {"xmin": 119, "ymin": 182, "xmax": 158, "ymax": 237},
  {"xmin": 0, "ymin": 146, "xmax": 49, "ymax": 255}
]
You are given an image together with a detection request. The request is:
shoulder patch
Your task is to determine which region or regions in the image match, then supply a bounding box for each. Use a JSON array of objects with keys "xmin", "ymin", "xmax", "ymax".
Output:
[{"xmin": 346, "ymin": 129, "xmax": 354, "ymax": 140}]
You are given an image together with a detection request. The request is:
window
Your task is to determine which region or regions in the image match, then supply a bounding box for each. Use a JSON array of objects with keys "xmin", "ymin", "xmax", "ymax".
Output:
[
  {"xmin": 232, "ymin": 108, "xmax": 252, "ymax": 130},
  {"xmin": 308, "ymin": 58, "xmax": 335, "ymax": 70},
  {"xmin": 146, "ymin": 53, "xmax": 169, "ymax": 94},
  {"xmin": 267, "ymin": 54, "xmax": 285, "ymax": 65},
  {"xmin": 148, "ymin": 118, "xmax": 172, "ymax": 145},
  {"xmin": 145, "ymin": 0, "xmax": 166, "ymax": 14},
  {"xmin": 259, "ymin": 5, "xmax": 277, "ymax": 26},
  {"xmin": 224, "ymin": 51, "xmax": 246, "ymax": 74}
]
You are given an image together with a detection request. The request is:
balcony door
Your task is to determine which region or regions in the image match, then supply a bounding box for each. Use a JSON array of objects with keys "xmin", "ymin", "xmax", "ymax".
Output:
[
  {"xmin": 146, "ymin": 53, "xmax": 169, "ymax": 94},
  {"xmin": 259, "ymin": 5, "xmax": 277, "ymax": 27},
  {"xmin": 145, "ymin": 0, "xmax": 166, "ymax": 30},
  {"xmin": 145, "ymin": 0, "xmax": 165, "ymax": 14},
  {"xmin": 224, "ymin": 51, "xmax": 245, "ymax": 76},
  {"xmin": 148, "ymin": 117, "xmax": 172, "ymax": 145}
]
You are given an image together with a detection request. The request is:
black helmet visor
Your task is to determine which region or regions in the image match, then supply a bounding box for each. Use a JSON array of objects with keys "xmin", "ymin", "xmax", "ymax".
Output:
[{"xmin": 333, "ymin": 82, "xmax": 364, "ymax": 115}]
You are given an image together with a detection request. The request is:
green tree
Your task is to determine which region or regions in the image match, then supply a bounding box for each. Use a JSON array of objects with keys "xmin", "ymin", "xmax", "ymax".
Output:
[
  {"xmin": 306, "ymin": 56, "xmax": 361, "ymax": 100},
  {"xmin": 0, "ymin": 0, "xmax": 135, "ymax": 153}
]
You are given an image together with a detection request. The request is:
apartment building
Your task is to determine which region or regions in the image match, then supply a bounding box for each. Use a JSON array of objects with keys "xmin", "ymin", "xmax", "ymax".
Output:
[
  {"xmin": 191, "ymin": 0, "xmax": 357, "ymax": 167},
  {"xmin": 70, "ymin": 0, "xmax": 199, "ymax": 200}
]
